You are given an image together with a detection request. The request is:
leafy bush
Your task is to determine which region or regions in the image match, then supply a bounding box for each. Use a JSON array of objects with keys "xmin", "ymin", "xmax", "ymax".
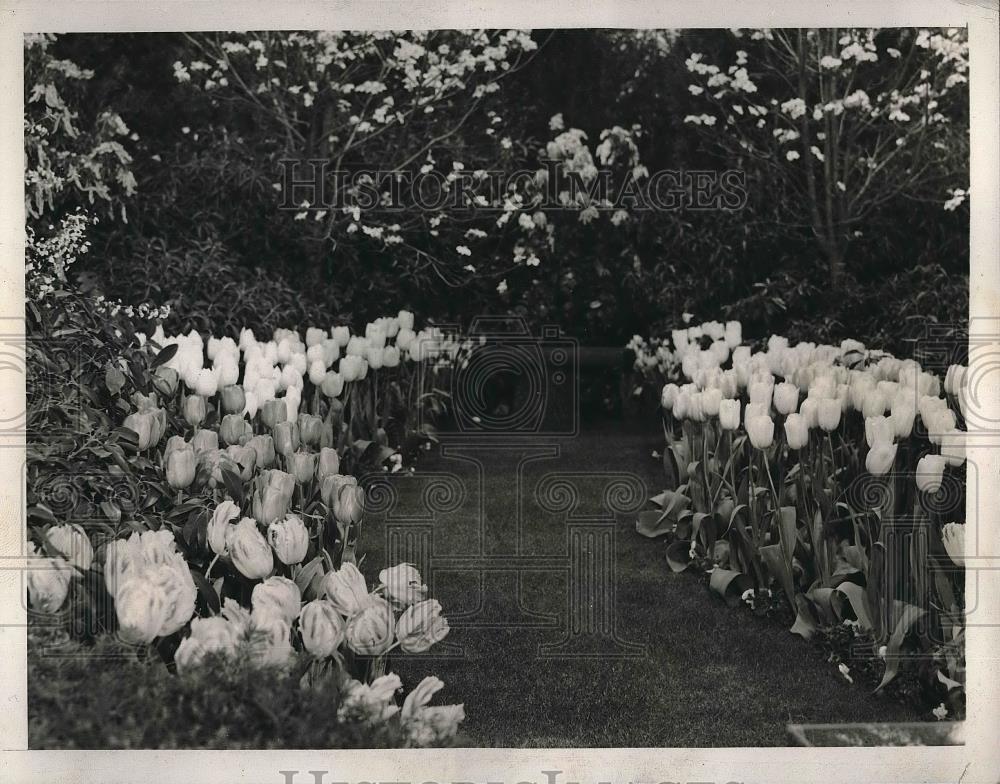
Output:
[{"xmin": 28, "ymin": 625, "xmax": 457, "ymax": 749}]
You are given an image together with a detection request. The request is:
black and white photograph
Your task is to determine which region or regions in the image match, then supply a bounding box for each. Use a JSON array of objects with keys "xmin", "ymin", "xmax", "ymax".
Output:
[{"xmin": 1, "ymin": 1, "xmax": 999, "ymax": 781}]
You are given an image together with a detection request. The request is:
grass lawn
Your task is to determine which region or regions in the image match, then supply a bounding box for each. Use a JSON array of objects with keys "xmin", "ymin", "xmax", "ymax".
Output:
[{"xmin": 367, "ymin": 416, "xmax": 919, "ymax": 747}]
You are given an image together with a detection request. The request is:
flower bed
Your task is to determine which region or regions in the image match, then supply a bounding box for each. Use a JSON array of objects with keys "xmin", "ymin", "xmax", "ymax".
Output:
[
  {"xmin": 629, "ymin": 320, "xmax": 967, "ymax": 720},
  {"xmin": 26, "ymin": 308, "xmax": 468, "ymax": 746}
]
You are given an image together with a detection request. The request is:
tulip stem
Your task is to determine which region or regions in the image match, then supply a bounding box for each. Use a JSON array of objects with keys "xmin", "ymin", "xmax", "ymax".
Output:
[{"xmin": 205, "ymin": 553, "xmax": 219, "ymax": 579}]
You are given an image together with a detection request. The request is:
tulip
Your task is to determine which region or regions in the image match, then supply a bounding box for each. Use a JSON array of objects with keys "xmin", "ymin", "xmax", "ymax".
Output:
[
  {"xmin": 382, "ymin": 346, "xmax": 401, "ymax": 368},
  {"xmin": 115, "ymin": 578, "xmax": 169, "ymax": 644},
  {"xmin": 190, "ymin": 434, "xmax": 219, "ymax": 465},
  {"xmin": 940, "ymin": 429, "xmax": 966, "ymax": 467},
  {"xmin": 251, "ymin": 469, "xmax": 296, "ymax": 526},
  {"xmin": 273, "ymin": 421, "xmax": 300, "ymax": 457},
  {"xmin": 746, "ymin": 415, "xmax": 774, "ymax": 450},
  {"xmin": 398, "ymin": 310, "xmax": 415, "ymax": 331},
  {"xmin": 718, "ymin": 399, "xmax": 740, "ymax": 431},
  {"xmin": 916, "ymin": 454, "xmax": 947, "ymax": 494},
  {"xmin": 298, "ymin": 413, "xmax": 324, "ymax": 447},
  {"xmin": 926, "ymin": 408, "xmax": 958, "ymax": 445},
  {"xmin": 745, "ymin": 401, "xmax": 768, "ymax": 423},
  {"xmin": 226, "ymin": 444, "xmax": 257, "ymax": 481},
  {"xmin": 784, "ymin": 413, "xmax": 809, "ymax": 450},
  {"xmin": 331, "ymin": 325, "xmax": 351, "ymax": 347},
  {"xmin": 817, "ymin": 399, "xmax": 841, "ymax": 432},
  {"xmin": 865, "ymin": 415, "xmax": 894, "ymax": 448},
  {"xmin": 345, "ymin": 596, "xmax": 395, "ymax": 655},
  {"xmin": 208, "ymin": 499, "xmax": 240, "ymax": 557},
  {"xmin": 890, "ymin": 408, "xmax": 916, "ymax": 440},
  {"xmin": 26, "ymin": 547, "xmax": 72, "ymax": 614},
  {"xmin": 267, "ymin": 514, "xmax": 310, "ymax": 565},
  {"xmin": 229, "ymin": 517, "xmax": 274, "ymax": 579},
  {"xmin": 321, "ymin": 562, "xmax": 369, "ymax": 617},
  {"xmin": 123, "ymin": 411, "xmax": 157, "ymax": 450},
  {"xmin": 299, "ymin": 599, "xmax": 347, "ymax": 657},
  {"xmin": 221, "ymin": 384, "xmax": 246, "ymax": 414},
  {"xmin": 799, "ymin": 397, "xmax": 819, "ymax": 430},
  {"xmin": 660, "ymin": 383, "xmax": 678, "ymax": 411},
  {"xmin": 165, "ymin": 444, "xmax": 197, "ymax": 489},
  {"xmin": 46, "ymin": 523, "xmax": 94, "ymax": 572},
  {"xmin": 861, "ymin": 389, "xmax": 888, "ymax": 419},
  {"xmin": 865, "ymin": 443, "xmax": 897, "ymax": 475},
  {"xmin": 163, "ymin": 434, "xmax": 187, "ymax": 463},
  {"xmin": 251, "ymin": 575, "xmax": 302, "ymax": 623},
  {"xmin": 194, "ymin": 368, "xmax": 219, "ymax": 398},
  {"xmin": 335, "ymin": 483, "xmax": 365, "ymax": 526},
  {"xmin": 260, "ymin": 398, "xmax": 287, "ymax": 429},
  {"xmin": 247, "ymin": 610, "xmax": 294, "ymax": 668},
  {"xmin": 246, "ymin": 434, "xmax": 276, "ymax": 469},
  {"xmin": 379, "ymin": 563, "xmax": 428, "ymax": 607},
  {"xmin": 316, "ymin": 447, "xmax": 341, "ymax": 480},
  {"xmin": 220, "ymin": 413, "xmax": 249, "ymax": 446},
  {"xmin": 941, "ymin": 522, "xmax": 965, "ymax": 567},
  {"xmin": 288, "ymin": 451, "xmax": 317, "ymax": 485},
  {"xmin": 748, "ymin": 380, "xmax": 773, "ymax": 408},
  {"xmin": 183, "ymin": 395, "xmax": 208, "ymax": 428},
  {"xmin": 395, "ymin": 599, "xmax": 449, "ymax": 653},
  {"xmin": 149, "ymin": 556, "xmax": 197, "ymax": 636},
  {"xmin": 773, "ymin": 382, "xmax": 799, "ymax": 415},
  {"xmin": 944, "ymin": 365, "xmax": 966, "ymax": 396},
  {"xmin": 306, "ymin": 326, "xmax": 326, "ymax": 348},
  {"xmin": 701, "ymin": 388, "xmax": 722, "ymax": 418}
]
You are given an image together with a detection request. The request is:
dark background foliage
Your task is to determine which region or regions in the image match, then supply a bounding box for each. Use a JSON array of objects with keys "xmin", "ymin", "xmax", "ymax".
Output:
[{"xmin": 43, "ymin": 29, "xmax": 968, "ymax": 351}]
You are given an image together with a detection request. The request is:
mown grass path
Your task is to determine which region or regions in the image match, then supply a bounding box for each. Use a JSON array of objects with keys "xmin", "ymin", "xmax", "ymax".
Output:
[{"xmin": 366, "ymin": 418, "xmax": 918, "ymax": 747}]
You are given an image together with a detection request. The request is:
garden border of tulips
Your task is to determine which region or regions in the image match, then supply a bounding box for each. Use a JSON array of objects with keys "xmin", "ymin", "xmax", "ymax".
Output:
[
  {"xmin": 628, "ymin": 320, "xmax": 967, "ymax": 721},
  {"xmin": 26, "ymin": 301, "xmax": 473, "ymax": 747}
]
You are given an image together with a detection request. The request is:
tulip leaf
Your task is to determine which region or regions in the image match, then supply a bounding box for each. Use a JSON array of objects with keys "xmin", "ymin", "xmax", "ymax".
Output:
[
  {"xmin": 100, "ymin": 500, "xmax": 122, "ymax": 525},
  {"xmin": 709, "ymin": 567, "xmax": 752, "ymax": 607},
  {"xmin": 835, "ymin": 581, "xmax": 875, "ymax": 632},
  {"xmin": 294, "ymin": 556, "xmax": 326, "ymax": 600},
  {"xmin": 220, "ymin": 466, "xmax": 245, "ymax": 505},
  {"xmin": 190, "ymin": 568, "xmax": 221, "ymax": 616},
  {"xmin": 665, "ymin": 539, "xmax": 693, "ymax": 572},
  {"xmin": 636, "ymin": 509, "xmax": 672, "ymax": 538},
  {"xmin": 760, "ymin": 544, "xmax": 795, "ymax": 605},
  {"xmin": 790, "ymin": 595, "xmax": 818, "ymax": 640},
  {"xmin": 150, "ymin": 343, "xmax": 179, "ymax": 370},
  {"xmin": 876, "ymin": 601, "xmax": 927, "ymax": 692}
]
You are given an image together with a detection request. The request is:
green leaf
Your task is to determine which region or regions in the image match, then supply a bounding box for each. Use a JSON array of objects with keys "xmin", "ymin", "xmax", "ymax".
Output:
[
  {"xmin": 876, "ymin": 601, "xmax": 927, "ymax": 692},
  {"xmin": 220, "ymin": 467, "xmax": 245, "ymax": 505},
  {"xmin": 151, "ymin": 343, "xmax": 179, "ymax": 369},
  {"xmin": 709, "ymin": 567, "xmax": 752, "ymax": 607}
]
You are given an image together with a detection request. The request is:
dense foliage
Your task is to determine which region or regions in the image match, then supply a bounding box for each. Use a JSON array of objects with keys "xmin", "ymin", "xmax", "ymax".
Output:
[{"xmin": 30, "ymin": 28, "xmax": 968, "ymax": 346}]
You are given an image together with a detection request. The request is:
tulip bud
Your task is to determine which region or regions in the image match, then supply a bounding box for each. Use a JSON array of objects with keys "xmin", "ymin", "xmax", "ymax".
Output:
[
  {"xmin": 220, "ymin": 413, "xmax": 248, "ymax": 446},
  {"xmin": 335, "ymin": 483, "xmax": 365, "ymax": 526},
  {"xmin": 165, "ymin": 444, "xmax": 197, "ymax": 489},
  {"xmin": 382, "ymin": 346, "xmax": 401, "ymax": 368},
  {"xmin": 861, "ymin": 389, "xmax": 888, "ymax": 419},
  {"xmin": 26, "ymin": 547, "xmax": 72, "ymax": 613},
  {"xmin": 746, "ymin": 415, "xmax": 775, "ymax": 450},
  {"xmin": 288, "ymin": 451, "xmax": 317, "ymax": 485},
  {"xmin": 345, "ymin": 595, "xmax": 394, "ymax": 655},
  {"xmin": 260, "ymin": 399, "xmax": 287, "ymax": 429},
  {"xmin": 749, "ymin": 379, "xmax": 773, "ymax": 408},
  {"xmin": 123, "ymin": 411, "xmax": 157, "ymax": 451},
  {"xmin": 299, "ymin": 599, "xmax": 346, "ymax": 657},
  {"xmin": 273, "ymin": 421, "xmax": 300, "ymax": 457},
  {"xmin": 718, "ymin": 399, "xmax": 741, "ymax": 431},
  {"xmin": 191, "ymin": 428, "xmax": 219, "ymax": 455},
  {"xmin": 941, "ymin": 522, "xmax": 965, "ymax": 567},
  {"xmin": 817, "ymin": 399, "xmax": 841, "ymax": 432},
  {"xmin": 316, "ymin": 447, "xmax": 341, "ymax": 480},
  {"xmin": 298, "ymin": 413, "xmax": 324, "ymax": 448},
  {"xmin": 701, "ymin": 388, "xmax": 722, "ymax": 418},
  {"xmin": 784, "ymin": 413, "xmax": 809, "ymax": 450},
  {"xmin": 915, "ymin": 454, "xmax": 947, "ymax": 494},
  {"xmin": 251, "ymin": 469, "xmax": 296, "ymax": 526},
  {"xmin": 321, "ymin": 562, "xmax": 369, "ymax": 617},
  {"xmin": 773, "ymin": 382, "xmax": 799, "ymax": 415},
  {"xmin": 306, "ymin": 326, "xmax": 327, "ymax": 348},
  {"xmin": 395, "ymin": 598, "xmax": 449, "ymax": 653},
  {"xmin": 865, "ymin": 443, "xmax": 898, "ymax": 475},
  {"xmin": 246, "ymin": 434, "xmax": 276, "ymax": 469},
  {"xmin": 229, "ymin": 517, "xmax": 274, "ymax": 579},
  {"xmin": 208, "ymin": 499, "xmax": 240, "ymax": 557},
  {"xmin": 46, "ymin": 523, "xmax": 94, "ymax": 571},
  {"xmin": 251, "ymin": 575, "xmax": 302, "ymax": 622},
  {"xmin": 331, "ymin": 326, "xmax": 351, "ymax": 347},
  {"xmin": 865, "ymin": 415, "xmax": 894, "ymax": 448},
  {"xmin": 194, "ymin": 368, "xmax": 219, "ymax": 398},
  {"xmin": 183, "ymin": 395, "xmax": 208, "ymax": 428},
  {"xmin": 221, "ymin": 384, "xmax": 246, "ymax": 414},
  {"xmin": 660, "ymin": 383, "xmax": 679, "ymax": 411}
]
